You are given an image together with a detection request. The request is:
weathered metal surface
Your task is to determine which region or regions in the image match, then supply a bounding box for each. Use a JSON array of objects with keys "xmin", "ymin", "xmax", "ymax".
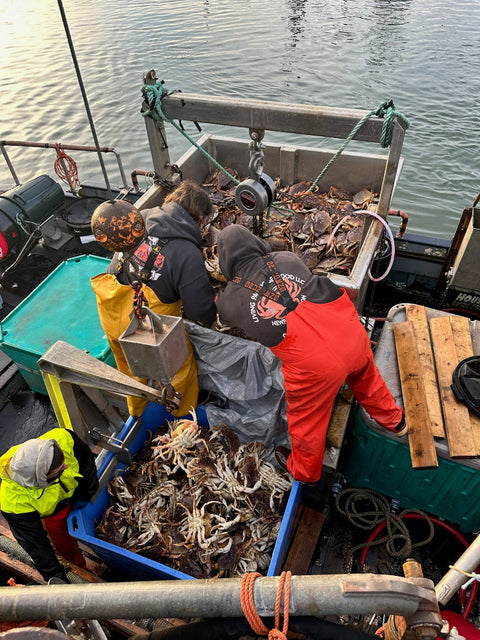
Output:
[
  {"xmin": 173, "ymin": 135, "xmax": 392, "ymax": 310},
  {"xmin": 160, "ymin": 92, "xmax": 400, "ymax": 142},
  {"xmin": 37, "ymin": 340, "xmax": 166, "ymax": 403},
  {"xmin": 436, "ymin": 532, "xmax": 480, "ymax": 605},
  {"xmin": 119, "ymin": 310, "xmax": 188, "ymax": 383},
  {"xmin": 0, "ymin": 574, "xmax": 439, "ymax": 622}
]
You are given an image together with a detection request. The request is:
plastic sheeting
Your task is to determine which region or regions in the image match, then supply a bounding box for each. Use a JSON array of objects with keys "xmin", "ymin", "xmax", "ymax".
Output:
[
  {"xmin": 186, "ymin": 322, "xmax": 291, "ymax": 453},
  {"xmin": 0, "ymin": 324, "xmax": 291, "ymax": 458}
]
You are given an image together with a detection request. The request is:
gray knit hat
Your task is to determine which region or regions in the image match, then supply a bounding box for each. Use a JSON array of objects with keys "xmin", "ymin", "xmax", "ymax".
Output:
[{"xmin": 9, "ymin": 439, "xmax": 61, "ymax": 488}]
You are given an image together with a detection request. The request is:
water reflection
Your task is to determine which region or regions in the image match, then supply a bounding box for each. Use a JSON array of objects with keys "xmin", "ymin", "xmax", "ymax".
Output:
[
  {"xmin": 286, "ymin": 0, "xmax": 308, "ymax": 45},
  {"xmin": 366, "ymin": 0, "xmax": 411, "ymax": 70},
  {"xmin": 1, "ymin": 0, "xmax": 479, "ymax": 238},
  {"xmin": 281, "ymin": 0, "xmax": 309, "ymax": 79}
]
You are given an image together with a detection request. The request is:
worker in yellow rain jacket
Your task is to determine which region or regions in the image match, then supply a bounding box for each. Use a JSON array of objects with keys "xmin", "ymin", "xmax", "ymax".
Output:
[
  {"xmin": 0, "ymin": 428, "xmax": 98, "ymax": 582},
  {"xmin": 90, "ymin": 180, "xmax": 217, "ymax": 417}
]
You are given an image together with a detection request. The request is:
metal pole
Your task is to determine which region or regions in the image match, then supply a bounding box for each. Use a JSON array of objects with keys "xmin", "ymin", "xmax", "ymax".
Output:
[
  {"xmin": 57, "ymin": 0, "xmax": 113, "ymax": 200},
  {"xmin": 142, "ymin": 70, "xmax": 172, "ymax": 180},
  {"xmin": 436, "ymin": 532, "xmax": 480, "ymax": 605},
  {"xmin": 0, "ymin": 574, "xmax": 437, "ymax": 622},
  {"xmin": 0, "ymin": 143, "xmax": 20, "ymax": 185}
]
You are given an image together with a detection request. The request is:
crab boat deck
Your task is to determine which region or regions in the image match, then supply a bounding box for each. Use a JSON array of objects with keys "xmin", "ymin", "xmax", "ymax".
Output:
[
  {"xmin": 5, "ymin": 87, "xmax": 480, "ymax": 636},
  {"xmin": 0, "ymin": 94, "xmax": 408, "ymax": 583}
]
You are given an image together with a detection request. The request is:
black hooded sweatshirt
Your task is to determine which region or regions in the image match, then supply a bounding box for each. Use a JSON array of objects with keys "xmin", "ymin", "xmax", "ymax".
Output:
[
  {"xmin": 109, "ymin": 201, "xmax": 216, "ymax": 327},
  {"xmin": 216, "ymin": 224, "xmax": 342, "ymax": 347}
]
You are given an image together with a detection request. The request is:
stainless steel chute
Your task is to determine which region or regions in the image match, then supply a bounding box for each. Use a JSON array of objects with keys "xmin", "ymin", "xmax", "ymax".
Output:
[{"xmin": 119, "ymin": 307, "xmax": 189, "ymax": 383}]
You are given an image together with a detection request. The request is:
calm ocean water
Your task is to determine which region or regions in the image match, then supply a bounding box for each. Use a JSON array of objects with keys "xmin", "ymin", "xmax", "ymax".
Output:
[{"xmin": 0, "ymin": 0, "xmax": 479, "ymax": 239}]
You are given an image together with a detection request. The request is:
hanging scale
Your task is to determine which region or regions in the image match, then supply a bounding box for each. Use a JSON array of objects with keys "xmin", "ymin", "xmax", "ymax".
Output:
[{"xmin": 235, "ymin": 130, "xmax": 276, "ymax": 217}]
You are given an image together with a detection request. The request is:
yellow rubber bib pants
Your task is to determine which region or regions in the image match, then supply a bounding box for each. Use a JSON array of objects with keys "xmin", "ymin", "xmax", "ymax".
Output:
[{"xmin": 91, "ymin": 273, "xmax": 198, "ymax": 417}]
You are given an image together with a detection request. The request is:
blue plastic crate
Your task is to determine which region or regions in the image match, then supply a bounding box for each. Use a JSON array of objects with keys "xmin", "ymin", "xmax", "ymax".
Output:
[
  {"xmin": 0, "ymin": 255, "xmax": 114, "ymax": 393},
  {"xmin": 69, "ymin": 402, "xmax": 301, "ymax": 580}
]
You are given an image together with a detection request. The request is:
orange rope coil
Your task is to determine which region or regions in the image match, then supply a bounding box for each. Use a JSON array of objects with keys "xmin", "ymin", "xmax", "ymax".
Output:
[
  {"xmin": 240, "ymin": 571, "xmax": 292, "ymax": 639},
  {"xmin": 54, "ymin": 143, "xmax": 81, "ymax": 189}
]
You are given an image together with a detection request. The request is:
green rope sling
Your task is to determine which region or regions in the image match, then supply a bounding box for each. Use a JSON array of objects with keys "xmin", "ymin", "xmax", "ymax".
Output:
[
  {"xmin": 142, "ymin": 83, "xmax": 240, "ymax": 186},
  {"xmin": 142, "ymin": 83, "xmax": 410, "ymax": 214}
]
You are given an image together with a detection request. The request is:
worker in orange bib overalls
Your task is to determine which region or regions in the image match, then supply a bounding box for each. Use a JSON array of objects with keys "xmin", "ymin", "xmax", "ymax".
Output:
[{"xmin": 216, "ymin": 224, "xmax": 406, "ymax": 484}]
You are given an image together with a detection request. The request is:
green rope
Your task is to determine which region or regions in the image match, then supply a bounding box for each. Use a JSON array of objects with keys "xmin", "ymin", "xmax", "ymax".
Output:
[
  {"xmin": 141, "ymin": 82, "xmax": 240, "ymax": 185},
  {"xmin": 142, "ymin": 85, "xmax": 410, "ymax": 220},
  {"xmin": 307, "ymin": 99, "xmax": 410, "ymax": 193}
]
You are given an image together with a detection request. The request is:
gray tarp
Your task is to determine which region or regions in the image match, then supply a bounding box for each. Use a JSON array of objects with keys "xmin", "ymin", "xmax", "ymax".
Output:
[{"xmin": 186, "ymin": 322, "xmax": 291, "ymax": 453}]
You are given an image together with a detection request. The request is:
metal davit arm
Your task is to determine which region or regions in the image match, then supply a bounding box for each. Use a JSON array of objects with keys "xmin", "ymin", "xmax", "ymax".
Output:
[
  {"xmin": 160, "ymin": 92, "xmax": 386, "ymax": 141},
  {"xmin": 38, "ymin": 340, "xmax": 169, "ymax": 409},
  {"xmin": 38, "ymin": 340, "xmax": 175, "ymax": 492},
  {"xmin": 0, "ymin": 574, "xmax": 441, "ymax": 630}
]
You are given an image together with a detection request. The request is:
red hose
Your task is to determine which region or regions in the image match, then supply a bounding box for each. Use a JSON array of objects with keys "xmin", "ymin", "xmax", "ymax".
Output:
[
  {"xmin": 388, "ymin": 209, "xmax": 408, "ymax": 239},
  {"xmin": 359, "ymin": 513, "xmax": 478, "ymax": 618}
]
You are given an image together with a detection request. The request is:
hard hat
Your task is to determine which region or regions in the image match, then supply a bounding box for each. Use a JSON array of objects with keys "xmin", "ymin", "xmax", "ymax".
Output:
[{"xmin": 91, "ymin": 200, "xmax": 145, "ymax": 252}]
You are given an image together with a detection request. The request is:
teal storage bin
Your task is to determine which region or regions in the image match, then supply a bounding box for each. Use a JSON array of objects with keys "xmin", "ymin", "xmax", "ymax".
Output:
[
  {"xmin": 344, "ymin": 409, "xmax": 480, "ymax": 532},
  {"xmin": 343, "ymin": 303, "xmax": 480, "ymax": 533},
  {"xmin": 0, "ymin": 255, "xmax": 114, "ymax": 394}
]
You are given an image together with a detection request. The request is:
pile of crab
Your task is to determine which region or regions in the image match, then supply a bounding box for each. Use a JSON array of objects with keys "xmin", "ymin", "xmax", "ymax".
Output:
[
  {"xmin": 201, "ymin": 168, "xmax": 378, "ymax": 288},
  {"xmin": 97, "ymin": 410, "xmax": 293, "ymax": 579}
]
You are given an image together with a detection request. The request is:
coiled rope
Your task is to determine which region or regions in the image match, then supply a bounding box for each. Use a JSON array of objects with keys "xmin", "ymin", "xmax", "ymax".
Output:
[
  {"xmin": 335, "ymin": 487, "xmax": 434, "ymax": 560},
  {"xmin": 240, "ymin": 571, "xmax": 292, "ymax": 639},
  {"xmin": 54, "ymin": 143, "xmax": 80, "ymax": 190}
]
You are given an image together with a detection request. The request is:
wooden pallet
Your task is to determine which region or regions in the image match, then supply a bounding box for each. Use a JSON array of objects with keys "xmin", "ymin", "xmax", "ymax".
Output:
[
  {"xmin": 394, "ymin": 320, "xmax": 438, "ymax": 468},
  {"xmin": 282, "ymin": 505, "xmax": 326, "ymax": 574},
  {"xmin": 393, "ymin": 305, "xmax": 480, "ymax": 467}
]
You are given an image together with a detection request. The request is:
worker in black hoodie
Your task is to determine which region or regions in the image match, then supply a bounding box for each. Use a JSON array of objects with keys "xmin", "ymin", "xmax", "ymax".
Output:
[
  {"xmin": 216, "ymin": 224, "xmax": 406, "ymax": 484},
  {"xmin": 91, "ymin": 180, "xmax": 216, "ymax": 417}
]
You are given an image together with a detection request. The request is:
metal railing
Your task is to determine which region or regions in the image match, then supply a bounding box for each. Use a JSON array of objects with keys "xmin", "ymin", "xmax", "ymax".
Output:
[{"xmin": 0, "ymin": 140, "xmax": 128, "ymax": 190}]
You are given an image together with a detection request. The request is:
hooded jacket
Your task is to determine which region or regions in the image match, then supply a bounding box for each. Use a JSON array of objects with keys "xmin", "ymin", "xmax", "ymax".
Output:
[
  {"xmin": 110, "ymin": 201, "xmax": 216, "ymax": 327},
  {"xmin": 216, "ymin": 224, "xmax": 342, "ymax": 347},
  {"xmin": 0, "ymin": 428, "xmax": 98, "ymax": 581}
]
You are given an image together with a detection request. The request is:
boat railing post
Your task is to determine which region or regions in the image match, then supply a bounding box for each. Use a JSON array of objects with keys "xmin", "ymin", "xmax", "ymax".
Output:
[
  {"xmin": 0, "ymin": 142, "xmax": 20, "ymax": 186},
  {"xmin": 112, "ymin": 149, "xmax": 128, "ymax": 190},
  {"xmin": 436, "ymin": 532, "xmax": 480, "ymax": 606},
  {"xmin": 376, "ymin": 118, "xmax": 407, "ymax": 218}
]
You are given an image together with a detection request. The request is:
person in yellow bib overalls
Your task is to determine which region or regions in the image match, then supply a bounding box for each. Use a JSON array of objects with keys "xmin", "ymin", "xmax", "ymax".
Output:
[{"xmin": 90, "ymin": 180, "xmax": 217, "ymax": 418}]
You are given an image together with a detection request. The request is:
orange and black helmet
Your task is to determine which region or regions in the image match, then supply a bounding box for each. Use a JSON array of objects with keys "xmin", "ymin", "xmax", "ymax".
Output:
[{"xmin": 91, "ymin": 200, "xmax": 145, "ymax": 252}]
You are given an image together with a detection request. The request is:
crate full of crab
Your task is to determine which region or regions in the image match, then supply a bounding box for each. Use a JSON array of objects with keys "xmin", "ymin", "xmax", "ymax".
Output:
[
  {"xmin": 68, "ymin": 402, "xmax": 301, "ymax": 581},
  {"xmin": 137, "ymin": 119, "xmax": 405, "ymax": 312}
]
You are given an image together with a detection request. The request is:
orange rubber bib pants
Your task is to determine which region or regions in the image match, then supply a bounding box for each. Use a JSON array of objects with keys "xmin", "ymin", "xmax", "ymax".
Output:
[
  {"xmin": 44, "ymin": 505, "xmax": 86, "ymax": 569},
  {"xmin": 91, "ymin": 273, "xmax": 198, "ymax": 417},
  {"xmin": 270, "ymin": 292, "xmax": 402, "ymax": 483}
]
